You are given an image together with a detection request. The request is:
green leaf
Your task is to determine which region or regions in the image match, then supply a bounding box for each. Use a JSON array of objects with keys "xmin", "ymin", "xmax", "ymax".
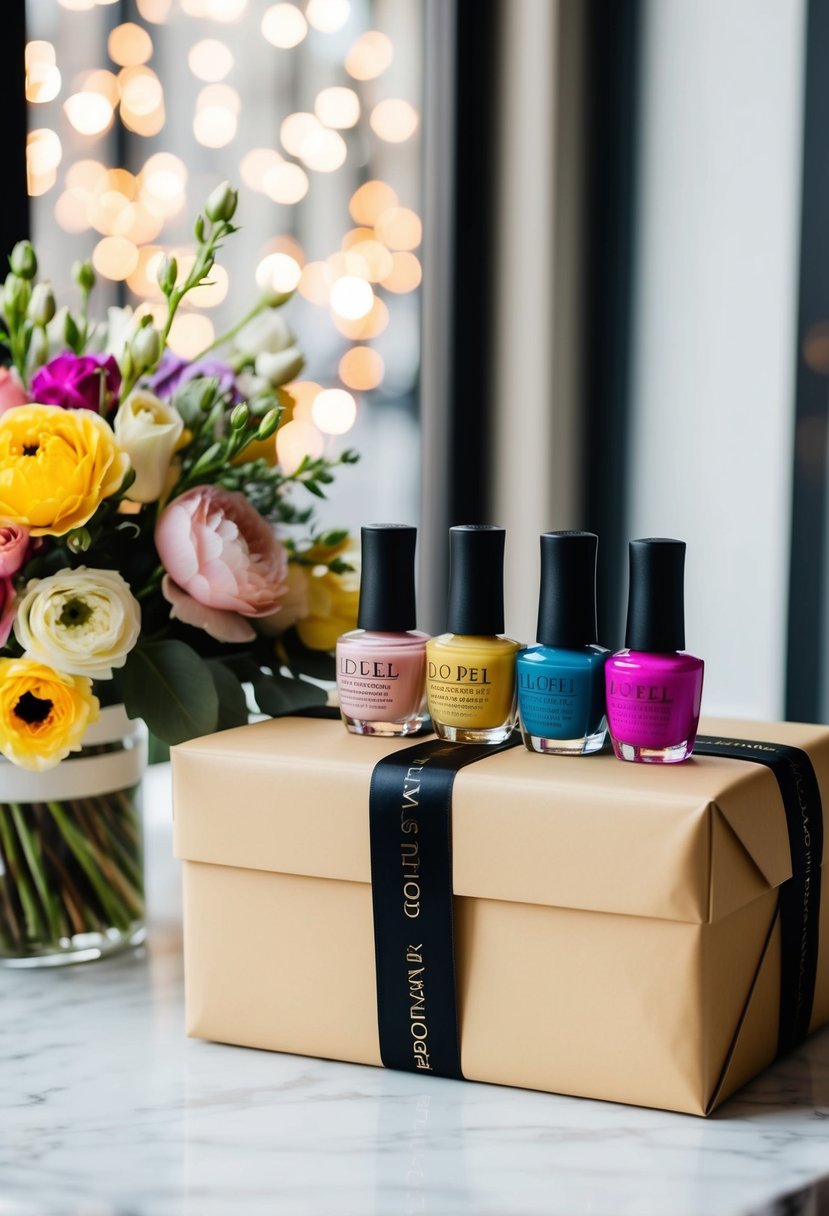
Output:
[
  {"xmin": 253, "ymin": 674, "xmax": 328, "ymax": 717},
  {"xmin": 280, "ymin": 629, "xmax": 337, "ymax": 681},
  {"xmin": 207, "ymin": 660, "xmax": 249, "ymax": 730},
  {"xmin": 122, "ymin": 640, "xmax": 219, "ymax": 745}
]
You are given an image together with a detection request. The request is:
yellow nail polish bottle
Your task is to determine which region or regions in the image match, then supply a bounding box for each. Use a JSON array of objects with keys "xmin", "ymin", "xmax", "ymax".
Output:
[{"xmin": 426, "ymin": 525, "xmax": 520, "ymax": 744}]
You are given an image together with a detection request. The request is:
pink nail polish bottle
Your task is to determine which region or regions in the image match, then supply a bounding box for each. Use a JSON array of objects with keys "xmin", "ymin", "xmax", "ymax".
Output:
[
  {"xmin": 336, "ymin": 524, "xmax": 429, "ymax": 737},
  {"xmin": 605, "ymin": 538, "xmax": 704, "ymax": 763}
]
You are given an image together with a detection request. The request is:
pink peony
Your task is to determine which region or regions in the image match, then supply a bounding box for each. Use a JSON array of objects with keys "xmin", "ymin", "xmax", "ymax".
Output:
[
  {"xmin": 0, "ymin": 368, "xmax": 30, "ymax": 416},
  {"xmin": 31, "ymin": 353, "xmax": 121, "ymax": 414},
  {"xmin": 155, "ymin": 486, "xmax": 288, "ymax": 621},
  {"xmin": 161, "ymin": 574, "xmax": 256, "ymax": 644},
  {"xmin": 0, "ymin": 578, "xmax": 15, "ymax": 647},
  {"xmin": 0, "ymin": 525, "xmax": 29, "ymax": 576}
]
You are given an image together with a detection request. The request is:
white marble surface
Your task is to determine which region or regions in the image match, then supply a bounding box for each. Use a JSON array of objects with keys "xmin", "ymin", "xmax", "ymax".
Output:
[{"xmin": 1, "ymin": 765, "xmax": 828, "ymax": 1216}]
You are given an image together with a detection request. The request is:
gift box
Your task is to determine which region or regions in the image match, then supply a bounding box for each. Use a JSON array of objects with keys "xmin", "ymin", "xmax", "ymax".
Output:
[{"xmin": 171, "ymin": 715, "xmax": 828, "ymax": 1116}]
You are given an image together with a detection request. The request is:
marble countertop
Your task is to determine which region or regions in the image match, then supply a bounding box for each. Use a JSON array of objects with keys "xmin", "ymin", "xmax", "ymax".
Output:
[{"xmin": 1, "ymin": 766, "xmax": 828, "ymax": 1216}]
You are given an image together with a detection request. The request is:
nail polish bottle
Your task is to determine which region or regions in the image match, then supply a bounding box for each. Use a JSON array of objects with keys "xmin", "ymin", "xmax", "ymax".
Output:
[
  {"xmin": 336, "ymin": 524, "xmax": 429, "ymax": 737},
  {"xmin": 605, "ymin": 538, "xmax": 704, "ymax": 763},
  {"xmin": 426, "ymin": 525, "xmax": 520, "ymax": 745},
  {"xmin": 516, "ymin": 531, "xmax": 609, "ymax": 755}
]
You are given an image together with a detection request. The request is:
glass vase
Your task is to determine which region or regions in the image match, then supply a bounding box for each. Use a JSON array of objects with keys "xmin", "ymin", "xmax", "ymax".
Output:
[{"xmin": 0, "ymin": 705, "xmax": 147, "ymax": 968}]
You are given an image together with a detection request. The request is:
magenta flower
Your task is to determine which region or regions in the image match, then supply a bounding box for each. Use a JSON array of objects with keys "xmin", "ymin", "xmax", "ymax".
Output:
[{"xmin": 31, "ymin": 353, "xmax": 121, "ymax": 414}]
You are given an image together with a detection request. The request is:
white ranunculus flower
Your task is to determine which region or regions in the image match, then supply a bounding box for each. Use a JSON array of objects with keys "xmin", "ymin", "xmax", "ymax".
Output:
[
  {"xmin": 255, "ymin": 345, "xmax": 305, "ymax": 388},
  {"xmin": 114, "ymin": 390, "xmax": 184, "ymax": 504},
  {"xmin": 233, "ymin": 310, "xmax": 296, "ymax": 360},
  {"xmin": 14, "ymin": 568, "xmax": 142, "ymax": 680}
]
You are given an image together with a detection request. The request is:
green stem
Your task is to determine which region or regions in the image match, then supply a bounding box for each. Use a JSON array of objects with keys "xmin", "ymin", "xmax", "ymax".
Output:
[
  {"xmin": 191, "ymin": 299, "xmax": 266, "ymax": 360},
  {"xmin": 0, "ymin": 810, "xmax": 43, "ymax": 943},
  {"xmin": 46, "ymin": 801, "xmax": 131, "ymax": 930},
  {"xmin": 9, "ymin": 803, "xmax": 63, "ymax": 946}
]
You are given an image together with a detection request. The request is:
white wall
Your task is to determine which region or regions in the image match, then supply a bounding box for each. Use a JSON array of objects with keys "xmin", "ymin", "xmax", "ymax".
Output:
[{"xmin": 628, "ymin": 0, "xmax": 807, "ymax": 717}]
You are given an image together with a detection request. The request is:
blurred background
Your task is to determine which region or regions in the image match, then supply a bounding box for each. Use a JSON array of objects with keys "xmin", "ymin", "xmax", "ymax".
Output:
[{"xmin": 7, "ymin": 0, "xmax": 827, "ymax": 723}]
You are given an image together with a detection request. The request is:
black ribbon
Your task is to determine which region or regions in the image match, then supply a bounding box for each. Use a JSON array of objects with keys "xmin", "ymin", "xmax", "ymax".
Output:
[
  {"xmin": 369, "ymin": 734, "xmax": 520, "ymax": 1078},
  {"xmin": 695, "ymin": 735, "xmax": 823, "ymax": 1055}
]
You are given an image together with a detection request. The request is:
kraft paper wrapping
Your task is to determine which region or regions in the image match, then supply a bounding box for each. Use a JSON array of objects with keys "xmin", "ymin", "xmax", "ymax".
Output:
[{"xmin": 172, "ymin": 716, "xmax": 829, "ymax": 1115}]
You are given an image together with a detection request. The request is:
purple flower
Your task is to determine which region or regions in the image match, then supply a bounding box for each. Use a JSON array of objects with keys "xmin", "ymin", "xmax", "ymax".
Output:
[
  {"xmin": 150, "ymin": 351, "xmax": 238, "ymax": 401},
  {"xmin": 31, "ymin": 353, "xmax": 121, "ymax": 415}
]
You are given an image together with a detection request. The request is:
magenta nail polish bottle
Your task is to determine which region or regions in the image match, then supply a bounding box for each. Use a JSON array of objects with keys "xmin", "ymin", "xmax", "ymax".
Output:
[
  {"xmin": 336, "ymin": 524, "xmax": 429, "ymax": 737},
  {"xmin": 605, "ymin": 538, "xmax": 704, "ymax": 763}
]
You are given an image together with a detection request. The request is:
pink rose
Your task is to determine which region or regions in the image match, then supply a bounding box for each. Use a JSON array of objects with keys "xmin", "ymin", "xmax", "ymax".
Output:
[
  {"xmin": 155, "ymin": 486, "xmax": 288, "ymax": 624},
  {"xmin": 0, "ymin": 578, "xmax": 15, "ymax": 647},
  {"xmin": 0, "ymin": 367, "xmax": 30, "ymax": 416},
  {"xmin": 31, "ymin": 353, "xmax": 121, "ymax": 414},
  {"xmin": 0, "ymin": 525, "xmax": 29, "ymax": 577}
]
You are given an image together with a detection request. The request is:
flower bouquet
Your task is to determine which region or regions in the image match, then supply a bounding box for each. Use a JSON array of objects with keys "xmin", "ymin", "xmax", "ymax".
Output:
[{"xmin": 0, "ymin": 182, "xmax": 358, "ymax": 964}]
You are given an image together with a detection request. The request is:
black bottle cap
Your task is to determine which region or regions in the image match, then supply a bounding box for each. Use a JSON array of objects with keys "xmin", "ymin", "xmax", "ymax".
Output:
[
  {"xmin": 357, "ymin": 524, "xmax": 417, "ymax": 632},
  {"xmin": 447, "ymin": 525, "xmax": 506, "ymax": 635},
  {"xmin": 536, "ymin": 531, "xmax": 599, "ymax": 648},
  {"xmin": 625, "ymin": 537, "xmax": 686, "ymax": 652}
]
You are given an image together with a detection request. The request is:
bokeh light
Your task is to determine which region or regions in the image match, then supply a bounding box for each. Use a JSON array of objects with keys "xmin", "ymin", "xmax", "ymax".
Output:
[
  {"xmin": 374, "ymin": 206, "xmax": 422, "ymax": 251},
  {"xmin": 381, "ymin": 252, "xmax": 422, "ymax": 293},
  {"xmin": 299, "ymin": 127, "xmax": 346, "ymax": 173},
  {"xmin": 64, "ymin": 92, "xmax": 114, "ymax": 136},
  {"xmin": 261, "ymin": 4, "xmax": 307, "ymax": 48},
  {"xmin": 188, "ymin": 264, "xmax": 230, "ymax": 308},
  {"xmin": 189, "ymin": 39, "xmax": 234, "ymax": 82},
  {"xmin": 58, "ymin": 0, "xmax": 95, "ymax": 10},
  {"xmin": 193, "ymin": 83, "xmax": 240, "ymax": 147},
  {"xmin": 256, "ymin": 252, "xmax": 302, "ymax": 294},
  {"xmin": 181, "ymin": 0, "xmax": 248, "ymax": 20},
  {"xmin": 288, "ymin": 381, "xmax": 323, "ymax": 421},
  {"xmin": 346, "ymin": 31, "xmax": 393, "ymax": 80},
  {"xmin": 81, "ymin": 69, "xmax": 121, "ymax": 107},
  {"xmin": 332, "ymin": 296, "xmax": 389, "ymax": 340},
  {"xmin": 306, "ymin": 0, "xmax": 351, "ymax": 34},
  {"xmin": 329, "ymin": 276, "xmax": 373, "ymax": 320},
  {"xmin": 108, "ymin": 23, "xmax": 153, "ymax": 67},
  {"xmin": 338, "ymin": 348, "xmax": 384, "ymax": 393},
  {"xmin": 276, "ymin": 419, "xmax": 325, "ymax": 474},
  {"xmin": 349, "ymin": 180, "xmax": 398, "ymax": 225},
  {"xmin": 93, "ymin": 235, "xmax": 140, "ymax": 281},
  {"xmin": 140, "ymin": 152, "xmax": 187, "ymax": 215},
  {"xmin": 137, "ymin": 0, "xmax": 173, "ymax": 20},
  {"xmin": 240, "ymin": 148, "xmax": 283, "ymax": 191},
  {"xmin": 312, "ymin": 387, "xmax": 358, "ymax": 433},
  {"xmin": 280, "ymin": 112, "xmax": 320, "ymax": 158},
  {"xmin": 166, "ymin": 313, "xmax": 216, "ymax": 359},
  {"xmin": 27, "ymin": 129, "xmax": 63, "ymax": 175},
  {"xmin": 347, "ymin": 239, "xmax": 393, "ymax": 282},
  {"xmin": 26, "ymin": 43, "xmax": 61, "ymax": 105},
  {"xmin": 263, "ymin": 162, "xmax": 309, "ymax": 204},
  {"xmin": 370, "ymin": 99, "xmax": 419, "ymax": 143},
  {"xmin": 314, "ymin": 86, "xmax": 360, "ymax": 130},
  {"xmin": 299, "ymin": 262, "xmax": 331, "ymax": 306}
]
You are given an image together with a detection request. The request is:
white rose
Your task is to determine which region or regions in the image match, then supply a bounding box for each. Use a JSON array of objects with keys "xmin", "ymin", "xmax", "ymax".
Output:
[
  {"xmin": 233, "ymin": 311, "xmax": 296, "ymax": 359},
  {"xmin": 14, "ymin": 568, "xmax": 142, "ymax": 680},
  {"xmin": 255, "ymin": 346, "xmax": 305, "ymax": 387},
  {"xmin": 114, "ymin": 390, "xmax": 184, "ymax": 504}
]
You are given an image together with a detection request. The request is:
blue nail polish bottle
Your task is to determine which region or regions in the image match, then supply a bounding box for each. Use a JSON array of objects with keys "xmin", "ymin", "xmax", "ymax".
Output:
[{"xmin": 517, "ymin": 531, "xmax": 609, "ymax": 755}]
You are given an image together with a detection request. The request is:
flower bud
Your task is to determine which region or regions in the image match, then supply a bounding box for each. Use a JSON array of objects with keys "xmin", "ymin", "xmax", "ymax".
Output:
[
  {"xmin": 3, "ymin": 274, "xmax": 29, "ymax": 317},
  {"xmin": 72, "ymin": 259, "xmax": 96, "ymax": 293},
  {"xmin": 29, "ymin": 325, "xmax": 49, "ymax": 368},
  {"xmin": 157, "ymin": 254, "xmax": 178, "ymax": 295},
  {"xmin": 194, "ymin": 215, "xmax": 206, "ymax": 242},
  {"xmin": 131, "ymin": 324, "xmax": 161, "ymax": 372},
  {"xmin": 259, "ymin": 287, "xmax": 293, "ymax": 308},
  {"xmin": 65, "ymin": 526, "xmax": 92, "ymax": 554},
  {"xmin": 230, "ymin": 402, "xmax": 250, "ymax": 430},
  {"xmin": 256, "ymin": 407, "xmax": 281, "ymax": 440},
  {"xmin": 9, "ymin": 241, "xmax": 37, "ymax": 280},
  {"xmin": 64, "ymin": 310, "xmax": 80, "ymax": 351},
  {"xmin": 29, "ymin": 282, "xmax": 56, "ymax": 327},
  {"xmin": 204, "ymin": 181, "xmax": 238, "ymax": 224}
]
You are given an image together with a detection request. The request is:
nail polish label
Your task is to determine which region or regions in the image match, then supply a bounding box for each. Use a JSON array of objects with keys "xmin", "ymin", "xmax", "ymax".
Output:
[{"xmin": 605, "ymin": 654, "xmax": 703, "ymax": 749}]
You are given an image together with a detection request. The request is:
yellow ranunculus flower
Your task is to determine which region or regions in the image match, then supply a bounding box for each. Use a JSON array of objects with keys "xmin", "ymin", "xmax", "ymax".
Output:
[
  {"xmin": 0, "ymin": 657, "xmax": 99, "ymax": 771},
  {"xmin": 297, "ymin": 560, "xmax": 360, "ymax": 652},
  {"xmin": 0, "ymin": 404, "xmax": 130, "ymax": 536}
]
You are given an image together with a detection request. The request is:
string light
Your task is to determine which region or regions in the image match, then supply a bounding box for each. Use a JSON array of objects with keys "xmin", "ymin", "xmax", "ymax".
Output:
[
  {"xmin": 374, "ymin": 206, "xmax": 422, "ymax": 251},
  {"xmin": 26, "ymin": 43, "xmax": 61, "ymax": 105},
  {"xmin": 314, "ymin": 86, "xmax": 360, "ymax": 130},
  {"xmin": 262, "ymin": 162, "xmax": 309, "ymax": 204},
  {"xmin": 108, "ymin": 23, "xmax": 154, "ymax": 67},
  {"xmin": 349, "ymin": 180, "xmax": 398, "ymax": 225},
  {"xmin": 167, "ymin": 313, "xmax": 216, "ymax": 358},
  {"xmin": 381, "ymin": 252, "xmax": 422, "ymax": 293},
  {"xmin": 256, "ymin": 252, "xmax": 302, "ymax": 294},
  {"xmin": 276, "ymin": 420, "xmax": 324, "ymax": 474},
  {"xmin": 332, "ymin": 296, "xmax": 389, "ymax": 340},
  {"xmin": 306, "ymin": 0, "xmax": 351, "ymax": 34},
  {"xmin": 288, "ymin": 381, "xmax": 323, "ymax": 422},
  {"xmin": 240, "ymin": 148, "xmax": 283, "ymax": 191},
  {"xmin": 137, "ymin": 0, "xmax": 172, "ymax": 20},
  {"xmin": 64, "ymin": 92, "xmax": 114, "ymax": 136},
  {"xmin": 93, "ymin": 235, "xmax": 140, "ymax": 280}
]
